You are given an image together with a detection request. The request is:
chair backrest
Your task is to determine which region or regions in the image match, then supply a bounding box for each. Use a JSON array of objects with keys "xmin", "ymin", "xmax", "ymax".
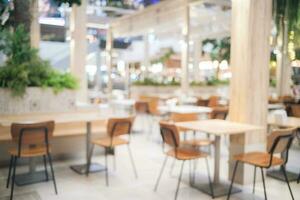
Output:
[
  {"xmin": 11, "ymin": 121, "xmax": 55, "ymax": 155},
  {"xmin": 170, "ymin": 112, "xmax": 198, "ymax": 122},
  {"xmin": 291, "ymin": 104, "xmax": 300, "ymax": 117},
  {"xmin": 279, "ymin": 95, "xmax": 295, "ymax": 104},
  {"xmin": 159, "ymin": 121, "xmax": 180, "ymax": 148},
  {"xmin": 135, "ymin": 101, "xmax": 150, "ymax": 114},
  {"xmin": 267, "ymin": 127, "xmax": 296, "ymax": 165},
  {"xmin": 139, "ymin": 95, "xmax": 160, "ymax": 115},
  {"xmin": 210, "ymin": 107, "xmax": 228, "ymax": 120},
  {"xmin": 107, "ymin": 117, "xmax": 134, "ymax": 137},
  {"xmin": 208, "ymin": 95, "xmax": 219, "ymax": 107},
  {"xmin": 196, "ymin": 98, "xmax": 209, "ymax": 107}
]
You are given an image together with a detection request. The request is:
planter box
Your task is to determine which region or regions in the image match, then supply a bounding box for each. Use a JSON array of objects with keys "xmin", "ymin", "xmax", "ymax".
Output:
[
  {"xmin": 0, "ymin": 87, "xmax": 76, "ymax": 115},
  {"xmin": 130, "ymin": 85, "xmax": 230, "ymax": 99}
]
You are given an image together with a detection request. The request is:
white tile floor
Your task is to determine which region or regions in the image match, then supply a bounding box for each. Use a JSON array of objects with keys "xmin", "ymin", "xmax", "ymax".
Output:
[{"xmin": 0, "ymin": 130, "xmax": 299, "ymax": 200}]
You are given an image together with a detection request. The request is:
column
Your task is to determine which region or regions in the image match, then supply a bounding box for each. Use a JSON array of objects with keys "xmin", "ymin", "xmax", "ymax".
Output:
[
  {"xmin": 181, "ymin": 1, "xmax": 190, "ymax": 93},
  {"xmin": 228, "ymin": 0, "xmax": 272, "ymax": 184},
  {"xmin": 193, "ymin": 39, "xmax": 202, "ymax": 82},
  {"xmin": 30, "ymin": 0, "xmax": 40, "ymax": 48},
  {"xmin": 125, "ymin": 63, "xmax": 130, "ymax": 98},
  {"xmin": 143, "ymin": 34, "xmax": 150, "ymax": 78},
  {"xmin": 106, "ymin": 27, "xmax": 113, "ymax": 95},
  {"xmin": 276, "ymin": 16, "xmax": 292, "ymax": 96},
  {"xmin": 70, "ymin": 1, "xmax": 88, "ymax": 102},
  {"xmin": 94, "ymin": 39, "xmax": 102, "ymax": 92}
]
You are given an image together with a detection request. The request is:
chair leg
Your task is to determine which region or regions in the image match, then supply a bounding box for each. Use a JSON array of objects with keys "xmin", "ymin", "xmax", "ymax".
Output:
[
  {"xmin": 43, "ymin": 155, "xmax": 49, "ymax": 181},
  {"xmin": 10, "ymin": 156, "xmax": 17, "ymax": 200},
  {"xmin": 104, "ymin": 149, "xmax": 109, "ymax": 186},
  {"xmin": 113, "ymin": 152, "xmax": 117, "ymax": 171},
  {"xmin": 6, "ymin": 156, "xmax": 13, "ymax": 188},
  {"xmin": 192, "ymin": 159, "xmax": 198, "ymax": 184},
  {"xmin": 86, "ymin": 143, "xmax": 95, "ymax": 176},
  {"xmin": 47, "ymin": 154, "xmax": 58, "ymax": 195},
  {"xmin": 253, "ymin": 166, "xmax": 257, "ymax": 194},
  {"xmin": 260, "ymin": 167, "xmax": 267, "ymax": 200},
  {"xmin": 226, "ymin": 161, "xmax": 239, "ymax": 200},
  {"xmin": 154, "ymin": 156, "xmax": 168, "ymax": 191},
  {"xmin": 205, "ymin": 157, "xmax": 214, "ymax": 198},
  {"xmin": 174, "ymin": 161, "xmax": 185, "ymax": 200},
  {"xmin": 281, "ymin": 165, "xmax": 295, "ymax": 200},
  {"xmin": 127, "ymin": 145, "xmax": 138, "ymax": 178},
  {"xmin": 298, "ymin": 171, "xmax": 300, "ymax": 184},
  {"xmin": 169, "ymin": 158, "xmax": 176, "ymax": 177}
]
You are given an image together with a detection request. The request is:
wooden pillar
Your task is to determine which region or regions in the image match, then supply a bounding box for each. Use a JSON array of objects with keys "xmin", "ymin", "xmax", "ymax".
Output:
[
  {"xmin": 106, "ymin": 27, "xmax": 113, "ymax": 95},
  {"xmin": 70, "ymin": 1, "xmax": 88, "ymax": 102},
  {"xmin": 181, "ymin": 1, "xmax": 190, "ymax": 93},
  {"xmin": 30, "ymin": 0, "xmax": 40, "ymax": 48},
  {"xmin": 229, "ymin": 0, "xmax": 272, "ymax": 184}
]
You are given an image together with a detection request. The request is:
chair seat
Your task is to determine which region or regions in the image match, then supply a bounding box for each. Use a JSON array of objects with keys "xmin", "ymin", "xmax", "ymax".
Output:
[
  {"xmin": 9, "ymin": 146, "xmax": 49, "ymax": 157},
  {"xmin": 166, "ymin": 147, "xmax": 208, "ymax": 160},
  {"xmin": 181, "ymin": 139, "xmax": 214, "ymax": 146},
  {"xmin": 92, "ymin": 137, "xmax": 129, "ymax": 147},
  {"xmin": 234, "ymin": 152, "xmax": 284, "ymax": 168}
]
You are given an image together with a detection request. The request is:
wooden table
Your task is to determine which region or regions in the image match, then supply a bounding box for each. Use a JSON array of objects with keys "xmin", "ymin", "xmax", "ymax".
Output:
[
  {"xmin": 268, "ymin": 116, "xmax": 300, "ymax": 127},
  {"xmin": 176, "ymin": 119, "xmax": 263, "ymax": 198},
  {"xmin": 158, "ymin": 105, "xmax": 212, "ymax": 114},
  {"xmin": 0, "ymin": 110, "xmax": 116, "ymax": 185},
  {"xmin": 267, "ymin": 116, "xmax": 300, "ymax": 182}
]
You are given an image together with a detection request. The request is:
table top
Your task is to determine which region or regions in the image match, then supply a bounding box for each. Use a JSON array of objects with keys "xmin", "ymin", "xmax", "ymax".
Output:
[
  {"xmin": 110, "ymin": 99, "xmax": 136, "ymax": 106},
  {"xmin": 268, "ymin": 116, "xmax": 300, "ymax": 128},
  {"xmin": 176, "ymin": 119, "xmax": 264, "ymax": 136},
  {"xmin": 158, "ymin": 105, "xmax": 212, "ymax": 114},
  {"xmin": 0, "ymin": 110, "xmax": 119, "ymax": 127}
]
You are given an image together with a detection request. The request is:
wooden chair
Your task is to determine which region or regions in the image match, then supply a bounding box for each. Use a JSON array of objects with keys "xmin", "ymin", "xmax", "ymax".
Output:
[
  {"xmin": 154, "ymin": 121, "xmax": 214, "ymax": 200},
  {"xmin": 196, "ymin": 97, "xmax": 209, "ymax": 107},
  {"xmin": 87, "ymin": 117, "xmax": 137, "ymax": 186},
  {"xmin": 208, "ymin": 95, "xmax": 220, "ymax": 107},
  {"xmin": 290, "ymin": 104, "xmax": 300, "ymax": 117},
  {"xmin": 227, "ymin": 127, "xmax": 297, "ymax": 200},
  {"xmin": 7, "ymin": 121, "xmax": 57, "ymax": 200},
  {"xmin": 135, "ymin": 100, "xmax": 150, "ymax": 114},
  {"xmin": 209, "ymin": 106, "xmax": 229, "ymax": 120}
]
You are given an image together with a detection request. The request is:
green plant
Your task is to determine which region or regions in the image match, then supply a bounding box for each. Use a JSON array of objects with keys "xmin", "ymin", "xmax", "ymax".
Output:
[
  {"xmin": 0, "ymin": 25, "xmax": 78, "ymax": 96},
  {"xmin": 54, "ymin": 0, "xmax": 81, "ymax": 6},
  {"xmin": 151, "ymin": 48, "xmax": 175, "ymax": 64}
]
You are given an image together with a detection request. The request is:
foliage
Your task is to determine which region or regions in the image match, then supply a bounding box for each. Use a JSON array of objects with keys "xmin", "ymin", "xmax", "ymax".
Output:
[
  {"xmin": 202, "ymin": 37, "xmax": 231, "ymax": 62},
  {"xmin": 273, "ymin": 0, "xmax": 300, "ymax": 60},
  {"xmin": 273, "ymin": 0, "xmax": 300, "ymax": 33},
  {"xmin": 133, "ymin": 77, "xmax": 229, "ymax": 87},
  {"xmin": 0, "ymin": 25, "xmax": 78, "ymax": 96},
  {"xmin": 206, "ymin": 77, "xmax": 229, "ymax": 86},
  {"xmin": 151, "ymin": 48, "xmax": 175, "ymax": 64},
  {"xmin": 133, "ymin": 77, "xmax": 180, "ymax": 86}
]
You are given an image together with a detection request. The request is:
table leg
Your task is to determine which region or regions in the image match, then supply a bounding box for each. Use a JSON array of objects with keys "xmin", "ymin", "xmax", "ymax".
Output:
[
  {"xmin": 191, "ymin": 135, "xmax": 241, "ymax": 198},
  {"xmin": 70, "ymin": 121, "xmax": 106, "ymax": 175},
  {"xmin": 15, "ymin": 157, "xmax": 49, "ymax": 186}
]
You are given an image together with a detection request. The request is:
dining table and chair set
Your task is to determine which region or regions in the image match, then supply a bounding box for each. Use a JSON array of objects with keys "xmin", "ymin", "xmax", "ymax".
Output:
[{"xmin": 1, "ymin": 94, "xmax": 299, "ymax": 200}]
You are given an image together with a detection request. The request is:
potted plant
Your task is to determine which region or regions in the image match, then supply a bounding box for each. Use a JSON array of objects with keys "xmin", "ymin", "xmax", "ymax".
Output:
[{"xmin": 0, "ymin": 25, "xmax": 79, "ymax": 114}]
